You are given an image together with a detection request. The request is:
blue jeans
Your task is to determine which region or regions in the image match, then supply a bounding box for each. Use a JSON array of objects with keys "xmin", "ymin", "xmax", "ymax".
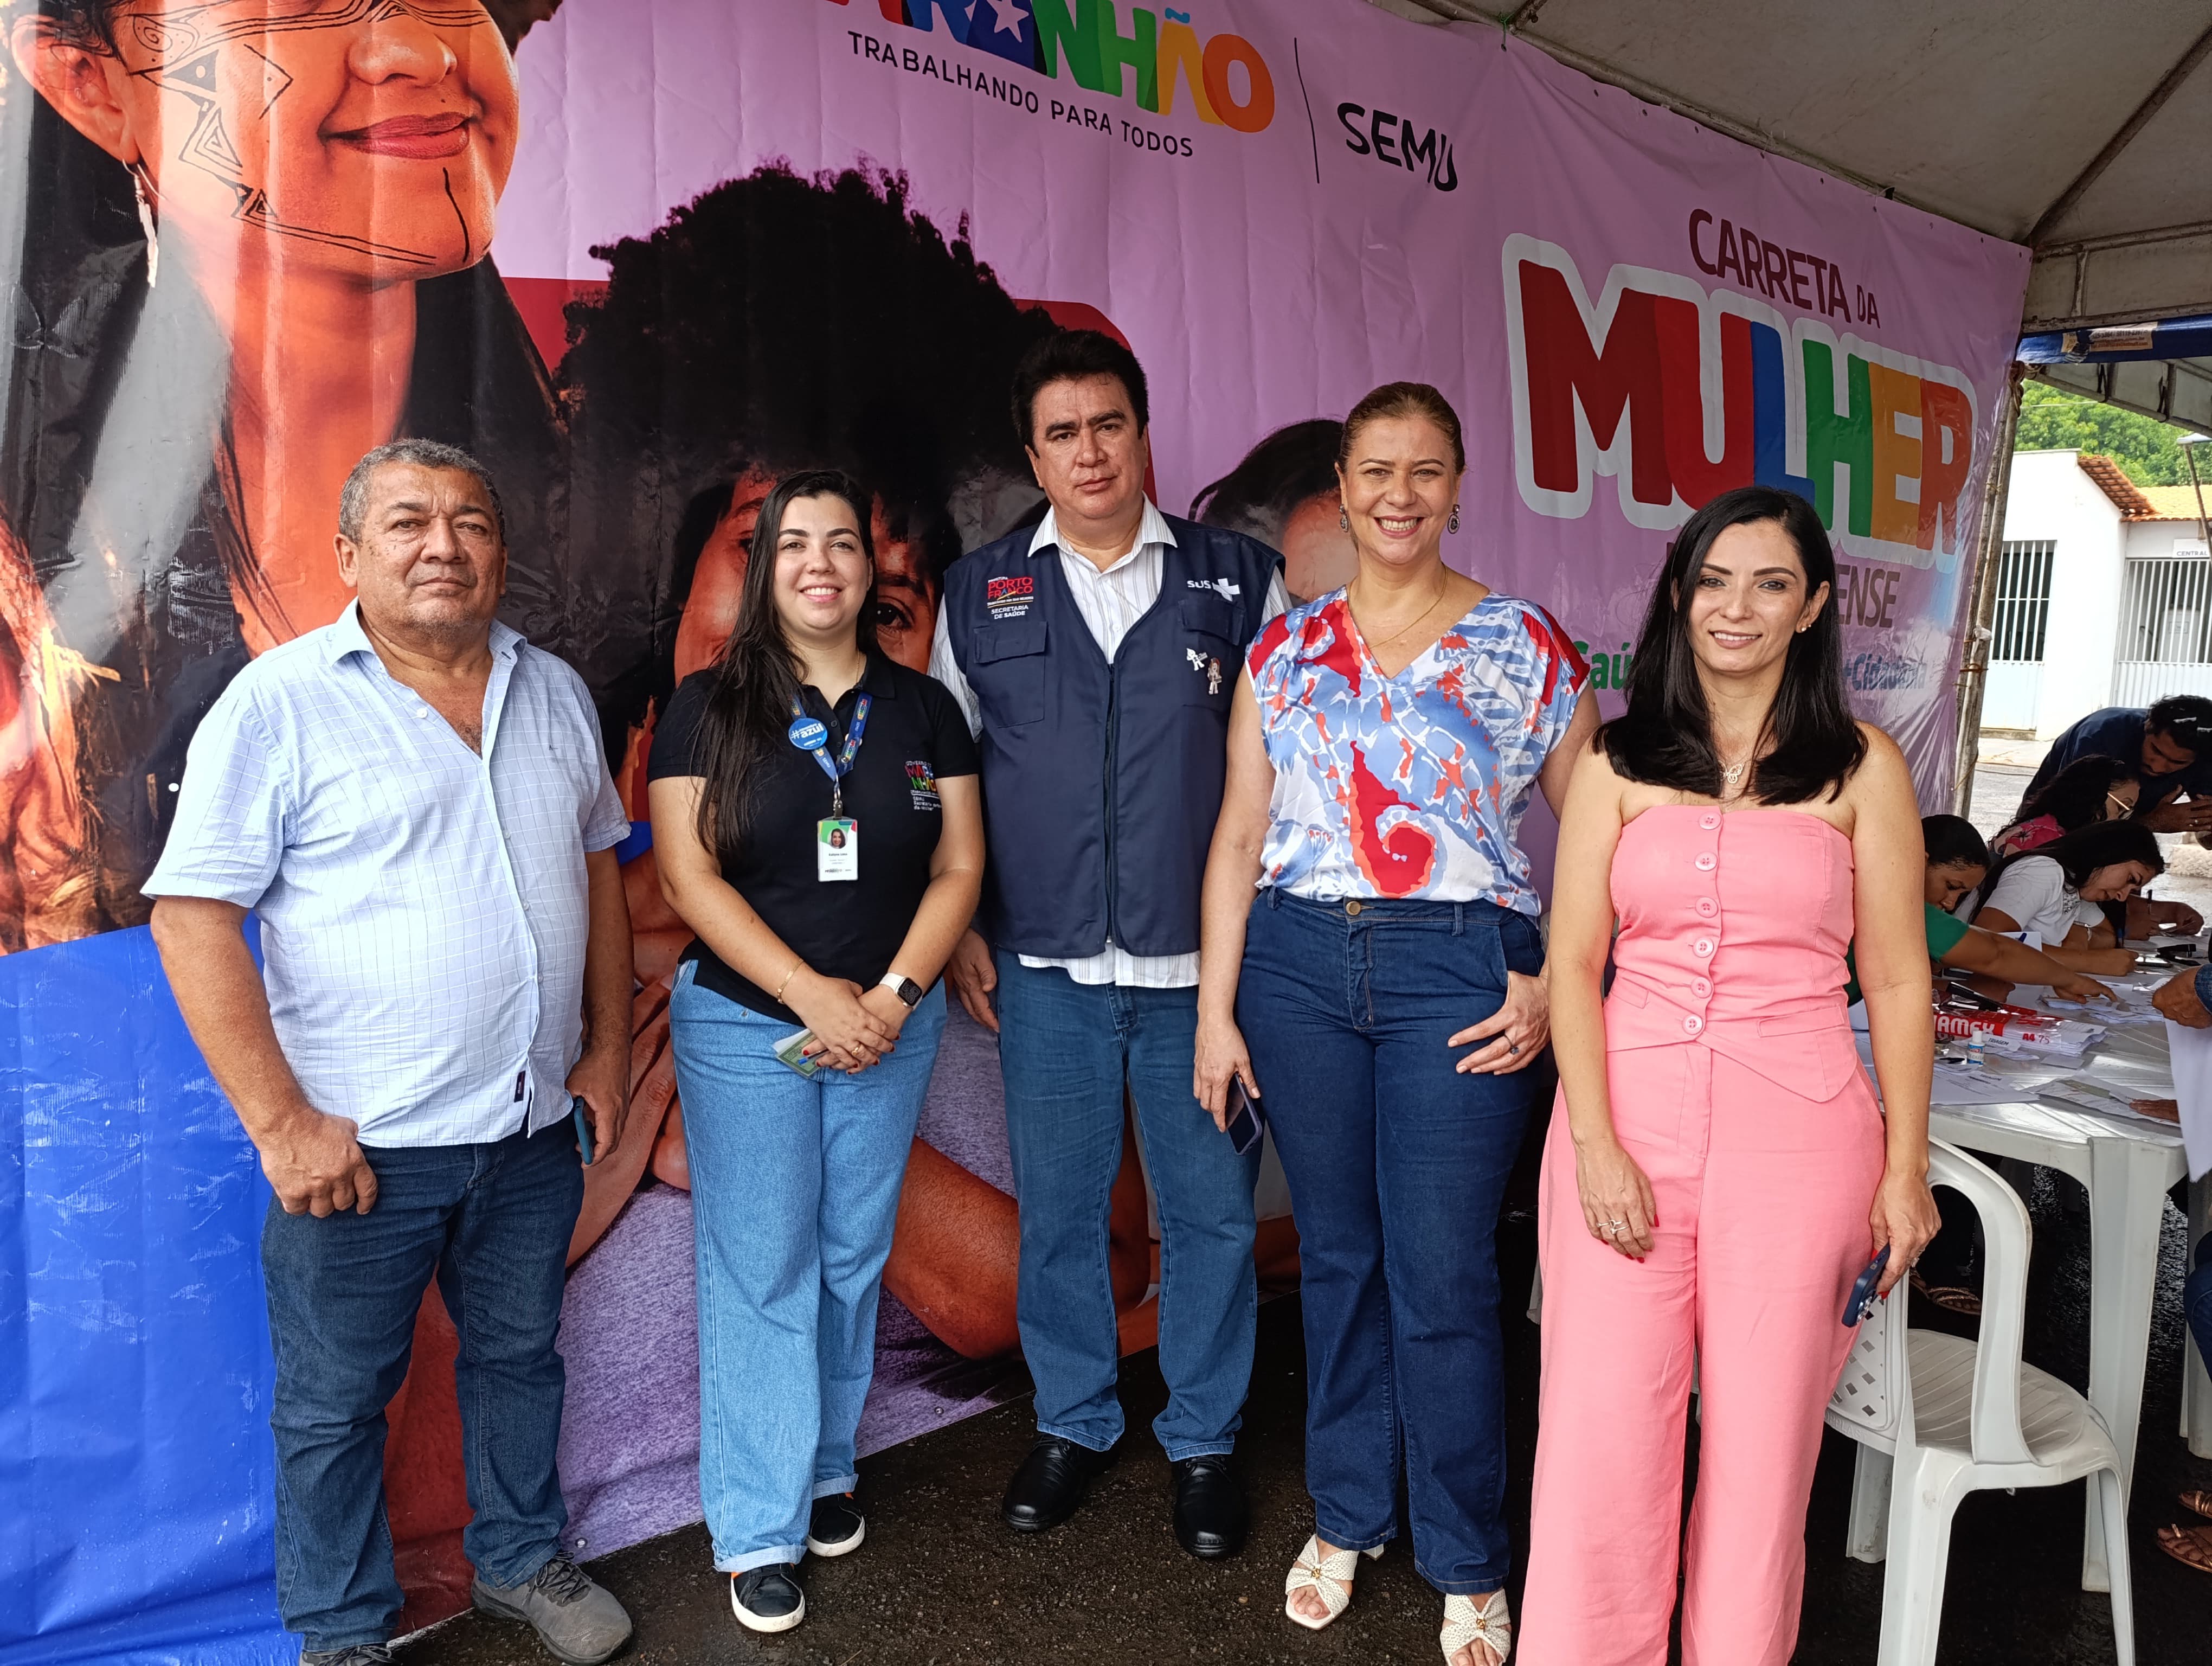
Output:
[
  {"xmin": 1236, "ymin": 892, "xmax": 1542, "ymax": 1596},
  {"xmin": 993, "ymin": 953, "xmax": 1261, "ymax": 1458},
  {"xmin": 669, "ymin": 965, "xmax": 947, "ymax": 1572},
  {"xmin": 261, "ymin": 1118, "xmax": 583, "ymax": 1652}
]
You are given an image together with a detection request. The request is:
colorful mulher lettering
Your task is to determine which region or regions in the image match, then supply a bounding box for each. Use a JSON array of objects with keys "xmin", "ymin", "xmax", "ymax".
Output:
[
  {"xmin": 1501, "ymin": 234, "xmax": 1978, "ymax": 569},
  {"xmin": 821, "ymin": 0, "xmax": 1273, "ymax": 130}
]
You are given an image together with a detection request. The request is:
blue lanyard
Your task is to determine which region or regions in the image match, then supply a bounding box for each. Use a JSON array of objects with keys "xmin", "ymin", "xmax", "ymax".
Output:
[{"xmin": 788, "ymin": 693, "xmax": 870, "ymax": 818}]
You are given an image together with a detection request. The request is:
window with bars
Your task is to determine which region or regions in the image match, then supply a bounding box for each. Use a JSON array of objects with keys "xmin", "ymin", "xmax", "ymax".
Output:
[
  {"xmin": 1989, "ymin": 540, "xmax": 2054, "ymax": 663},
  {"xmin": 2116, "ymin": 555, "xmax": 2212, "ymax": 665}
]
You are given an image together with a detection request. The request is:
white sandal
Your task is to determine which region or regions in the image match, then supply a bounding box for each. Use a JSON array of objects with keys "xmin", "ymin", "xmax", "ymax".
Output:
[
  {"xmin": 1282, "ymin": 1534, "xmax": 1385, "ymax": 1631},
  {"xmin": 1440, "ymin": 1590, "xmax": 1512, "ymax": 1663}
]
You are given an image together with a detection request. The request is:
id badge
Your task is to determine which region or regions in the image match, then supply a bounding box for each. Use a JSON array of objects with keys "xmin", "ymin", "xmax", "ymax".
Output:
[{"xmin": 817, "ymin": 817, "xmax": 858, "ymax": 881}]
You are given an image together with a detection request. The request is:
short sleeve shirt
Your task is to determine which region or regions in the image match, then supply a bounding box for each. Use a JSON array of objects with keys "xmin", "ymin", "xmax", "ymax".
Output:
[
  {"xmin": 647, "ymin": 653, "xmax": 978, "ymax": 1022},
  {"xmin": 1244, "ymin": 591, "xmax": 1589, "ymax": 913},
  {"xmin": 142, "ymin": 606, "xmax": 631, "ymax": 1147},
  {"xmin": 1959, "ymin": 855, "xmax": 2102, "ymax": 945}
]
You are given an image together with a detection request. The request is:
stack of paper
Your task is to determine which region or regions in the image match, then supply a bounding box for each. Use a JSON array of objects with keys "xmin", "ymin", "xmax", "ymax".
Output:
[{"xmin": 2163, "ymin": 1020, "xmax": 2212, "ymax": 1181}]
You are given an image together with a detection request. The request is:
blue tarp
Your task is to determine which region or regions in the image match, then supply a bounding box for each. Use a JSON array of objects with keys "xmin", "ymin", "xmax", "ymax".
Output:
[
  {"xmin": 2017, "ymin": 313, "xmax": 2212, "ymax": 366},
  {"xmin": 0, "ymin": 925, "xmax": 289, "ymax": 1666}
]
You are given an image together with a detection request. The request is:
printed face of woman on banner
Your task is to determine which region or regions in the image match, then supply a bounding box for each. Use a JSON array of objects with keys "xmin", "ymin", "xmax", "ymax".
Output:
[
  {"xmin": 14, "ymin": 1, "xmax": 520, "ymax": 651},
  {"xmin": 17, "ymin": 2, "xmax": 517, "ymax": 288}
]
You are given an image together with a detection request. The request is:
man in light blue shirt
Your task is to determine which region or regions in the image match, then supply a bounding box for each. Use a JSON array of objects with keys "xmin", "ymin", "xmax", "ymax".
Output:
[{"xmin": 146, "ymin": 441, "xmax": 635, "ymax": 1666}]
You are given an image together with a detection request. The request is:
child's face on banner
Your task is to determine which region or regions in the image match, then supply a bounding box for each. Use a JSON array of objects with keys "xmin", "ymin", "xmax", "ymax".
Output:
[{"xmin": 76, "ymin": 2, "xmax": 518, "ymax": 283}]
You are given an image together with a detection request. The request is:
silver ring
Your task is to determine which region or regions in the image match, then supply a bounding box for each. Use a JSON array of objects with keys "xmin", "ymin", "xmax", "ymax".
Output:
[
  {"xmin": 1507, "ymin": 1041, "xmax": 1520, "ymax": 1055},
  {"xmin": 1602, "ymin": 1218, "xmax": 1625, "ymax": 1231}
]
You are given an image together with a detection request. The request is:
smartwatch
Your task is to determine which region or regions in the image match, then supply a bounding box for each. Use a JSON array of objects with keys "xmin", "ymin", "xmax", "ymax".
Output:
[{"xmin": 878, "ymin": 973, "xmax": 924, "ymax": 1009}]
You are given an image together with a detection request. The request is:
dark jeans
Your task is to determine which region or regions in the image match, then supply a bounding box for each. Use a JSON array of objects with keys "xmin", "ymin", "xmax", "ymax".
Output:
[
  {"xmin": 2190, "ymin": 1233, "xmax": 2212, "ymax": 1370},
  {"xmin": 1237, "ymin": 891, "xmax": 1542, "ymax": 1596},
  {"xmin": 261, "ymin": 1119, "xmax": 583, "ymax": 1651},
  {"xmin": 993, "ymin": 954, "xmax": 1261, "ymax": 1458}
]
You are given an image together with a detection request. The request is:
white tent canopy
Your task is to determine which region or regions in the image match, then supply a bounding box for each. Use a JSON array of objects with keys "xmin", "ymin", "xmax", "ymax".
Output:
[{"xmin": 1377, "ymin": 1, "xmax": 2211, "ymax": 333}]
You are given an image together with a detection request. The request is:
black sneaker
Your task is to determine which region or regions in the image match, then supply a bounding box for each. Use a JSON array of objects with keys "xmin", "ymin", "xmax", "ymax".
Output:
[
  {"xmin": 807, "ymin": 1491, "xmax": 866, "ymax": 1557},
  {"xmin": 730, "ymin": 1566, "xmax": 806, "ymax": 1633}
]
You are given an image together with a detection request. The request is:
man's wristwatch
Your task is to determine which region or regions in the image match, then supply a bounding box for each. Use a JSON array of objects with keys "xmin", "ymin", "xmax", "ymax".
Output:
[{"xmin": 878, "ymin": 973, "xmax": 924, "ymax": 1009}]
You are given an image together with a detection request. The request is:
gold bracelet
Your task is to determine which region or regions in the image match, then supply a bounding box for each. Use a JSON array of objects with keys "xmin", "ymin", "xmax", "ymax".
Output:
[{"xmin": 774, "ymin": 961, "xmax": 803, "ymax": 1003}]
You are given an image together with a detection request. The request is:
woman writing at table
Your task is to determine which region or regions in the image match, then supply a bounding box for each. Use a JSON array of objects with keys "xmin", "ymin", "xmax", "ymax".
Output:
[
  {"xmin": 1903, "ymin": 815, "xmax": 2117, "ymax": 1002},
  {"xmin": 1520, "ymin": 484, "xmax": 1938, "ymax": 1663},
  {"xmin": 650, "ymin": 471, "xmax": 983, "ymax": 1635},
  {"xmin": 1194, "ymin": 382, "xmax": 1596, "ymax": 1666},
  {"xmin": 1957, "ymin": 819, "xmax": 2163, "ymax": 976}
]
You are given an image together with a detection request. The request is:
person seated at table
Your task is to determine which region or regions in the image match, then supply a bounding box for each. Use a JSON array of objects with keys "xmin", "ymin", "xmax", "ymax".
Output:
[
  {"xmin": 2144, "ymin": 965, "xmax": 2212, "ymax": 1574},
  {"xmin": 1904, "ymin": 815, "xmax": 2119, "ymax": 1001},
  {"xmin": 1991, "ymin": 758, "xmax": 2140, "ymax": 857},
  {"xmin": 1956, "ymin": 821, "xmax": 2162, "ymax": 975}
]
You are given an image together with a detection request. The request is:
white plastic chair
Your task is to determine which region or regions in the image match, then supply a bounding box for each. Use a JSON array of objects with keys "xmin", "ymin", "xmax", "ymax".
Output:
[{"xmin": 1824, "ymin": 1141, "xmax": 2136, "ymax": 1665}]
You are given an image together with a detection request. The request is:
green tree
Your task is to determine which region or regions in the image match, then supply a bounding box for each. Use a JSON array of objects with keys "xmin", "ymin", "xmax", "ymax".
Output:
[{"xmin": 2014, "ymin": 382, "xmax": 2200, "ymax": 486}]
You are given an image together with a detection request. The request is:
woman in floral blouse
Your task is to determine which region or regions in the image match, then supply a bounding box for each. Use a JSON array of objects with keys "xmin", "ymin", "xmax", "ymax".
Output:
[{"xmin": 1193, "ymin": 382, "xmax": 1595, "ymax": 1666}]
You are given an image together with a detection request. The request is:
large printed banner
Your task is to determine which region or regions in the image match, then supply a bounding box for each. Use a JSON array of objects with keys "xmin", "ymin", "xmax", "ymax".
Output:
[{"xmin": 0, "ymin": 3, "xmax": 2026, "ymax": 1661}]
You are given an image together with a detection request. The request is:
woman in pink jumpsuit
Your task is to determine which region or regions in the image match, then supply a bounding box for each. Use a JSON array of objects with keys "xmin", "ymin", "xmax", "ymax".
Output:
[{"xmin": 1520, "ymin": 486, "xmax": 1939, "ymax": 1665}]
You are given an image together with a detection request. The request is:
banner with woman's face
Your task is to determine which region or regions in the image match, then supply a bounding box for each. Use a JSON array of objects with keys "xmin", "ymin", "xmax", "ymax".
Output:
[{"xmin": 0, "ymin": 0, "xmax": 2027, "ymax": 1652}]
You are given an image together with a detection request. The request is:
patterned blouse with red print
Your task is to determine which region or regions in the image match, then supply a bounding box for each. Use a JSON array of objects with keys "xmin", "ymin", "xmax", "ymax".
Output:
[{"xmin": 1245, "ymin": 589, "xmax": 1589, "ymax": 915}]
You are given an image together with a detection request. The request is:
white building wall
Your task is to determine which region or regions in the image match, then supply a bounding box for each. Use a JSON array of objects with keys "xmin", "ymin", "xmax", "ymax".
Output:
[{"xmin": 1996, "ymin": 451, "xmax": 2124, "ymax": 738}]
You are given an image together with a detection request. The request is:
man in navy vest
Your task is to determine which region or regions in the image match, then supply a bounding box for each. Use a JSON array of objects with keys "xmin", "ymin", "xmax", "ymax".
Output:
[{"xmin": 930, "ymin": 330, "xmax": 1285, "ymax": 1557}]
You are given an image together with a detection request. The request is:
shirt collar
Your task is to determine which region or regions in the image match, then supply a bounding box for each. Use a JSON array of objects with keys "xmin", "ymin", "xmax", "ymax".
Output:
[
  {"xmin": 858, "ymin": 649, "xmax": 900, "ymax": 700},
  {"xmin": 323, "ymin": 599, "xmax": 521, "ymax": 664},
  {"xmin": 1028, "ymin": 499, "xmax": 1176, "ymax": 570}
]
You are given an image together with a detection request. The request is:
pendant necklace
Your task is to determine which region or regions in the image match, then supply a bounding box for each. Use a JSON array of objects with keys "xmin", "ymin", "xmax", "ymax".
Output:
[{"xmin": 1360, "ymin": 580, "xmax": 1450, "ymax": 651}]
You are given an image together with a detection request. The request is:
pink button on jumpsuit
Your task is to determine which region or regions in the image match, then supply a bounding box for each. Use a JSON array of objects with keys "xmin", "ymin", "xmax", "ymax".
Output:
[{"xmin": 1520, "ymin": 806, "xmax": 1887, "ymax": 1665}]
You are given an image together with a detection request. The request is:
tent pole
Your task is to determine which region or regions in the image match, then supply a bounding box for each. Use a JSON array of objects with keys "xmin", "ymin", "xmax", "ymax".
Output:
[{"xmin": 1951, "ymin": 365, "xmax": 2026, "ymax": 818}]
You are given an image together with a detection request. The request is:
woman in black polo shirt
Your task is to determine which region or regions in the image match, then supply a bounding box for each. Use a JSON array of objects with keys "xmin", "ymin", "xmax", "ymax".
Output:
[{"xmin": 648, "ymin": 471, "xmax": 982, "ymax": 1635}]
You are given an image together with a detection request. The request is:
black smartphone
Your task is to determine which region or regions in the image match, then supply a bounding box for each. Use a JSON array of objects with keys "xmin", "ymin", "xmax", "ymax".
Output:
[
  {"xmin": 1224, "ymin": 1078, "xmax": 1265, "ymax": 1156},
  {"xmin": 1844, "ymin": 1245, "xmax": 1889, "ymax": 1326},
  {"xmin": 572, "ymin": 1094, "xmax": 595, "ymax": 1167}
]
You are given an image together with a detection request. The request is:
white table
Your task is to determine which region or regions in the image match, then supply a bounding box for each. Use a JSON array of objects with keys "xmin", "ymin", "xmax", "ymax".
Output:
[{"xmin": 1925, "ymin": 1096, "xmax": 2186, "ymax": 1591}]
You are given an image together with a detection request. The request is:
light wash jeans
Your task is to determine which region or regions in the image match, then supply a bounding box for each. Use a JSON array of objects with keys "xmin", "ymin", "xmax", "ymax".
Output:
[{"xmin": 669, "ymin": 962, "xmax": 947, "ymax": 1571}]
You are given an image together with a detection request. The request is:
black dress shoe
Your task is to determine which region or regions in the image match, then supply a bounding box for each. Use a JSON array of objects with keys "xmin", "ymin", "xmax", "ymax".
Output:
[
  {"xmin": 1171, "ymin": 1455, "xmax": 1248, "ymax": 1558},
  {"xmin": 1001, "ymin": 1436, "xmax": 1118, "ymax": 1532}
]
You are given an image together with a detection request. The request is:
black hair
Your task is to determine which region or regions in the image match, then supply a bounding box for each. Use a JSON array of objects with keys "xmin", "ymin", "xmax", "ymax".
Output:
[
  {"xmin": 562, "ymin": 164, "xmax": 1053, "ymax": 746},
  {"xmin": 1921, "ymin": 814, "xmax": 1991, "ymax": 871},
  {"xmin": 2146, "ymin": 694, "xmax": 2212, "ymax": 750},
  {"xmin": 1963, "ymin": 818, "xmax": 2165, "ymax": 920},
  {"xmin": 2005, "ymin": 755, "xmax": 2139, "ymax": 840},
  {"xmin": 1191, "ymin": 420, "xmax": 1341, "ymax": 546},
  {"xmin": 1598, "ymin": 485, "xmax": 1865, "ymax": 804},
  {"xmin": 14, "ymin": 0, "xmax": 120, "ymax": 45},
  {"xmin": 1009, "ymin": 328, "xmax": 1149, "ymax": 451},
  {"xmin": 691, "ymin": 470, "xmax": 877, "ymax": 863}
]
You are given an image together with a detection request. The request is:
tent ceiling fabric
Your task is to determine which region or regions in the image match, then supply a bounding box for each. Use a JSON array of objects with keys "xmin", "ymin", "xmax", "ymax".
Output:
[{"xmin": 1380, "ymin": 0, "xmax": 2212, "ymax": 330}]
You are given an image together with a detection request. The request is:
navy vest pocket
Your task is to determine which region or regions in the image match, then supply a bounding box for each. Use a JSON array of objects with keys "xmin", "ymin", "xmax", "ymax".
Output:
[
  {"xmin": 970, "ymin": 617, "xmax": 1049, "ymax": 728},
  {"xmin": 1177, "ymin": 597, "xmax": 1242, "ymax": 708}
]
